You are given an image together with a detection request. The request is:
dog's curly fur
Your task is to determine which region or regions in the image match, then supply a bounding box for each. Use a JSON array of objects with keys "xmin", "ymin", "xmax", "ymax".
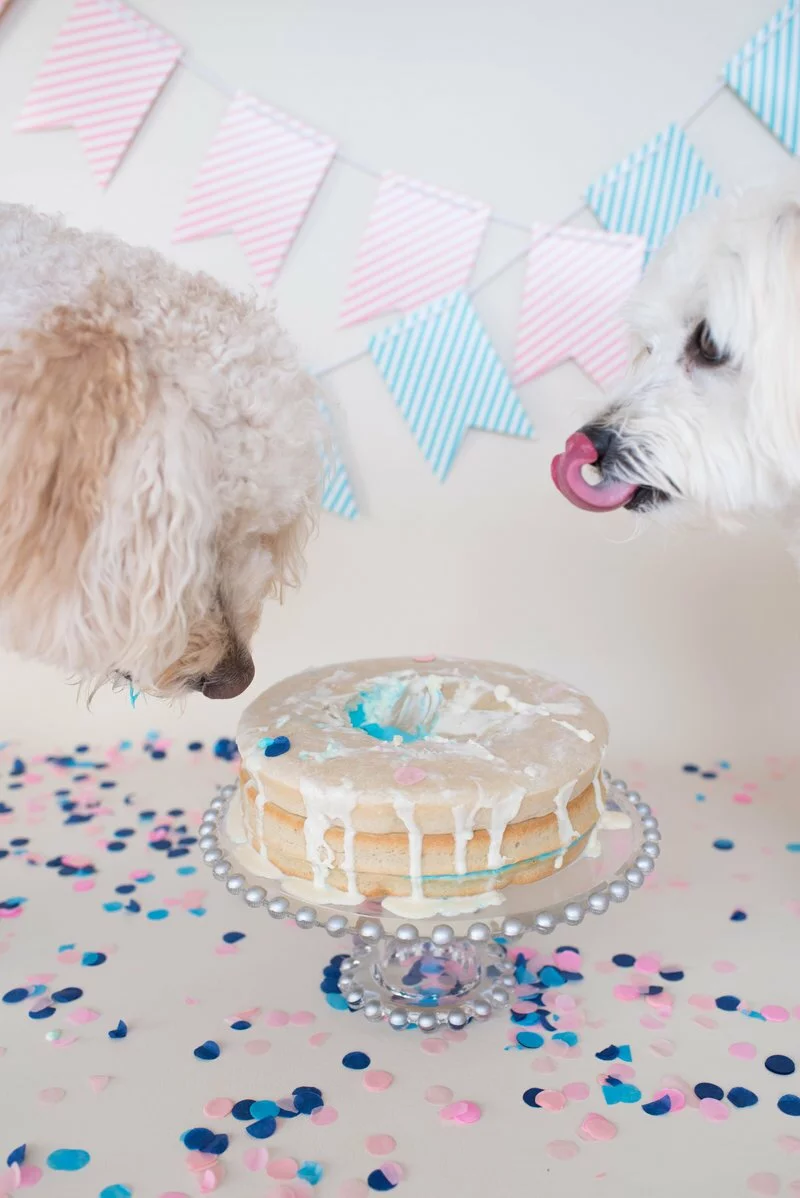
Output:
[{"xmin": 0, "ymin": 203, "xmax": 323, "ymax": 700}]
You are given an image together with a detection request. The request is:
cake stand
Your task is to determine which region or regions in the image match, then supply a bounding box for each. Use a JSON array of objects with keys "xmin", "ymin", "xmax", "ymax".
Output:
[{"xmin": 197, "ymin": 774, "xmax": 659, "ymax": 1032}]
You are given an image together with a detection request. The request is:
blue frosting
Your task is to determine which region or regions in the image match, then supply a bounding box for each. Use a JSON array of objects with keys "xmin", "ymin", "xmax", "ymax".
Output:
[{"xmin": 409, "ymin": 828, "xmax": 591, "ymax": 883}]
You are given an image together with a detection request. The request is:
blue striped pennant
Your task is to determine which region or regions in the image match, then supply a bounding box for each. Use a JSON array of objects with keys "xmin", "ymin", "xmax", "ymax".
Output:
[
  {"xmin": 725, "ymin": 1, "xmax": 800, "ymax": 154},
  {"xmin": 368, "ymin": 290, "xmax": 533, "ymax": 481},
  {"xmin": 586, "ymin": 124, "xmax": 719, "ymax": 259},
  {"xmin": 318, "ymin": 400, "xmax": 359, "ymax": 519}
]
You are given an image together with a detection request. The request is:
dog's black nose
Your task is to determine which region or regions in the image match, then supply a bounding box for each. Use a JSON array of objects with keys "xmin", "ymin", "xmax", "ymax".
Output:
[
  {"xmin": 581, "ymin": 423, "xmax": 619, "ymax": 466},
  {"xmin": 200, "ymin": 646, "xmax": 255, "ymax": 700}
]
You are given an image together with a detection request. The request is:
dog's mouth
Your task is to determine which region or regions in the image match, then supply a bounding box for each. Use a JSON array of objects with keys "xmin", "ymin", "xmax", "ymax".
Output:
[
  {"xmin": 623, "ymin": 485, "xmax": 671, "ymax": 512},
  {"xmin": 552, "ymin": 431, "xmax": 672, "ymax": 514}
]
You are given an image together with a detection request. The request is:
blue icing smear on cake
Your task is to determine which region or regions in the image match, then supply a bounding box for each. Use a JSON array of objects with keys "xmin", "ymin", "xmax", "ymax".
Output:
[{"xmin": 347, "ymin": 675, "xmax": 444, "ymax": 743}]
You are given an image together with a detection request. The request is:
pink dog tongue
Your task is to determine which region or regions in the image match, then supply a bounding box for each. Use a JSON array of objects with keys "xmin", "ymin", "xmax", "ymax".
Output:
[{"xmin": 551, "ymin": 432, "xmax": 637, "ymax": 513}]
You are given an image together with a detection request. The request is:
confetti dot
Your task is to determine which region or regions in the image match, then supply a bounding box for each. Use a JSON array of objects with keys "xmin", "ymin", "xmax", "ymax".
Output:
[
  {"xmin": 100, "ymin": 1186, "xmax": 132, "ymax": 1198},
  {"xmin": 108, "ymin": 1020, "xmax": 127, "ymax": 1039},
  {"xmin": 728, "ymin": 1087, "xmax": 759, "ymax": 1108},
  {"xmin": 39, "ymin": 1087, "xmax": 66, "ymax": 1103},
  {"xmin": 393, "ymin": 765, "xmax": 426, "ymax": 785},
  {"xmin": 562, "ymin": 1082, "xmax": 590, "ymax": 1101},
  {"xmin": 424, "ymin": 1086, "xmax": 453, "ymax": 1105},
  {"xmin": 440, "ymin": 1100, "xmax": 481, "ymax": 1124},
  {"xmin": 537, "ymin": 1090, "xmax": 567, "ymax": 1111},
  {"xmin": 292, "ymin": 1087, "xmax": 324, "ymax": 1115},
  {"xmin": 611, "ymin": 954, "xmax": 635, "ymax": 968},
  {"xmin": 193, "ymin": 1040, "xmax": 220, "ymax": 1061},
  {"xmin": 244, "ymin": 1039, "xmax": 271, "ymax": 1055},
  {"xmin": 265, "ymin": 1010, "xmax": 290, "ymax": 1027},
  {"xmin": 763, "ymin": 1006, "xmax": 790, "ymax": 1023},
  {"xmin": 342, "ymin": 1051, "xmax": 371, "ymax": 1070},
  {"xmin": 779, "ymin": 1095, "xmax": 800, "ymax": 1116},
  {"xmin": 546, "ymin": 1140, "xmax": 579, "ymax": 1160},
  {"xmin": 47, "ymin": 1149, "xmax": 91, "ymax": 1171},
  {"xmin": 778, "ymin": 1136, "xmax": 800, "ymax": 1153},
  {"xmin": 767, "ymin": 1056, "xmax": 796, "ymax": 1076},
  {"xmin": 715, "ymin": 995, "xmax": 741, "ymax": 1011},
  {"xmin": 367, "ymin": 1168, "xmax": 396, "ymax": 1191},
  {"xmin": 243, "ymin": 1147, "xmax": 269, "ymax": 1171},
  {"xmin": 203, "ymin": 1098, "xmax": 233, "ymax": 1119},
  {"xmin": 699, "ymin": 1098, "xmax": 729, "ymax": 1122},
  {"xmin": 366, "ymin": 1135, "xmax": 396, "ymax": 1156},
  {"xmin": 731, "ymin": 910, "xmax": 748, "ymax": 921},
  {"xmin": 52, "ymin": 987, "xmax": 83, "ymax": 1004},
  {"xmin": 246, "ymin": 1116, "xmax": 277, "ymax": 1139},
  {"xmin": 364, "ymin": 1070, "xmax": 394, "ymax": 1092},
  {"xmin": 250, "ymin": 1100, "xmax": 280, "ymax": 1120},
  {"xmin": 267, "ymin": 1158, "xmax": 299, "ymax": 1180},
  {"xmin": 713, "ymin": 839, "xmax": 734, "ymax": 851},
  {"xmin": 730, "ymin": 1042, "xmax": 757, "ymax": 1060},
  {"xmin": 747, "ymin": 1174, "xmax": 780, "ymax": 1196},
  {"xmin": 578, "ymin": 1114, "xmax": 617, "ymax": 1142},
  {"xmin": 311, "ymin": 1106, "xmax": 338, "ymax": 1126},
  {"xmin": 2, "ymin": 988, "xmax": 29, "ymax": 1004}
]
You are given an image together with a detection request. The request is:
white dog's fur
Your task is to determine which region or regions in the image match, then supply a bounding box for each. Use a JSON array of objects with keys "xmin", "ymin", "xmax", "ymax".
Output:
[
  {"xmin": 584, "ymin": 186, "xmax": 800, "ymax": 526},
  {"xmin": 0, "ymin": 204, "xmax": 323, "ymax": 700}
]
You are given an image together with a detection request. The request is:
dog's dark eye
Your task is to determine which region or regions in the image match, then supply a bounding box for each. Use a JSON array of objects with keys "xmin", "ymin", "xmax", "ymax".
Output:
[{"xmin": 688, "ymin": 320, "xmax": 729, "ymax": 367}]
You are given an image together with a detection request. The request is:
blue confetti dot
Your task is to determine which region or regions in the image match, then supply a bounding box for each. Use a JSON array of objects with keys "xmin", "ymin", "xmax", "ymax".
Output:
[
  {"xmin": 230, "ymin": 1020, "xmax": 251, "ymax": 1031},
  {"xmin": 29, "ymin": 1005, "xmax": 56, "ymax": 1020},
  {"xmin": 231, "ymin": 1099, "xmax": 255, "ymax": 1121},
  {"xmin": 193, "ymin": 1039, "xmax": 220, "ymax": 1060},
  {"xmin": 552, "ymin": 1031, "xmax": 579, "ymax": 1047},
  {"xmin": 730, "ymin": 910, "xmax": 747, "ymax": 922},
  {"xmin": 263, "ymin": 735, "xmax": 291, "ymax": 758},
  {"xmin": 108, "ymin": 1020, "xmax": 128, "ymax": 1039},
  {"xmin": 367, "ymin": 1168, "xmax": 396, "ymax": 1191},
  {"xmin": 100, "ymin": 1186, "xmax": 132, "ymax": 1198},
  {"xmin": 715, "ymin": 995, "xmax": 740, "ymax": 1011},
  {"xmin": 222, "ymin": 931, "xmax": 245, "ymax": 943},
  {"xmin": 2, "ymin": 988, "xmax": 29, "ymax": 1004},
  {"xmin": 778, "ymin": 1094, "xmax": 800, "ymax": 1116},
  {"xmin": 728, "ymin": 1087, "xmax": 758, "ymax": 1108},
  {"xmin": 642, "ymin": 1095, "xmax": 672, "ymax": 1116},
  {"xmin": 182, "ymin": 1128, "xmax": 214, "ymax": 1151},
  {"xmin": 766, "ymin": 1055, "xmax": 796, "ymax": 1076},
  {"xmin": 250, "ymin": 1100, "xmax": 280, "ymax": 1119},
  {"xmin": 246, "ymin": 1116, "xmax": 277, "ymax": 1139},
  {"xmin": 213, "ymin": 738, "xmax": 238, "ymax": 762},
  {"xmin": 205, "ymin": 1134, "xmax": 229, "ymax": 1155},
  {"xmin": 342, "ymin": 1051, "xmax": 371, "ymax": 1070},
  {"xmin": 188, "ymin": 741, "xmax": 204, "ymax": 751},
  {"xmin": 694, "ymin": 1082, "xmax": 724, "ymax": 1101},
  {"xmin": 47, "ymin": 1149, "xmax": 91, "ymax": 1171},
  {"xmin": 611, "ymin": 954, "xmax": 635, "ymax": 968},
  {"xmin": 659, "ymin": 969, "xmax": 684, "ymax": 982},
  {"xmin": 82, "ymin": 952, "xmax": 107, "ymax": 966},
  {"xmin": 147, "ymin": 909, "xmax": 169, "ymax": 921},
  {"xmin": 522, "ymin": 1087, "xmax": 543, "ymax": 1108},
  {"xmin": 538, "ymin": 965, "xmax": 566, "ymax": 987},
  {"xmin": 293, "ymin": 1086, "xmax": 324, "ymax": 1114},
  {"xmin": 6, "ymin": 1145, "xmax": 25, "ymax": 1167},
  {"xmin": 682, "ymin": 763, "xmax": 699, "ymax": 773},
  {"xmin": 298, "ymin": 1161, "xmax": 323, "ymax": 1186},
  {"xmin": 516, "ymin": 1031, "xmax": 544, "ymax": 1049},
  {"xmin": 713, "ymin": 838, "xmax": 734, "ymax": 851},
  {"xmin": 785, "ymin": 843, "xmax": 800, "ymax": 853},
  {"xmin": 52, "ymin": 987, "xmax": 83, "ymax": 1004}
]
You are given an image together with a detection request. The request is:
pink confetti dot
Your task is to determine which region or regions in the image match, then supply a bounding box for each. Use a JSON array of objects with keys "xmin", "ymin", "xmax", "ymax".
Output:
[
  {"xmin": 269, "ymin": 1187, "xmax": 303, "ymax": 1198},
  {"xmin": 394, "ymin": 765, "xmax": 427, "ymax": 786},
  {"xmin": 729, "ymin": 1042, "xmax": 757, "ymax": 1060},
  {"xmin": 267, "ymin": 1158, "xmax": 298, "ymax": 1180},
  {"xmin": 311, "ymin": 1105, "xmax": 338, "ymax": 1126},
  {"xmin": 39, "ymin": 1088, "xmax": 65, "ymax": 1103},
  {"xmin": 338, "ymin": 1183, "xmax": 370, "ymax": 1198},
  {"xmin": 613, "ymin": 985, "xmax": 640, "ymax": 1002},
  {"xmin": 289, "ymin": 1010, "xmax": 315, "ymax": 1026},
  {"xmin": 366, "ymin": 1135, "xmax": 397, "ymax": 1156},
  {"xmin": 635, "ymin": 954, "xmax": 660, "ymax": 973},
  {"xmin": 203, "ymin": 1097, "xmax": 234, "ymax": 1118},
  {"xmin": 265, "ymin": 1010, "xmax": 290, "ymax": 1027},
  {"xmin": 186, "ymin": 1151, "xmax": 218, "ymax": 1171},
  {"xmin": 747, "ymin": 1174, "xmax": 780, "ymax": 1196},
  {"xmin": 562, "ymin": 1082, "xmax": 590, "ymax": 1102},
  {"xmin": 243, "ymin": 1146, "xmax": 269, "ymax": 1171},
  {"xmin": 421, "ymin": 1038, "xmax": 448, "ymax": 1055},
  {"xmin": 547, "ymin": 1140, "xmax": 579, "ymax": 1161},
  {"xmin": 198, "ymin": 1165, "xmax": 223, "ymax": 1193},
  {"xmin": 536, "ymin": 1090, "xmax": 567, "ymax": 1111},
  {"xmin": 18, "ymin": 1165, "xmax": 42, "ymax": 1186},
  {"xmin": 788, "ymin": 1183, "xmax": 800, "ymax": 1196},
  {"xmin": 363, "ymin": 1070, "xmax": 394, "ymax": 1091},
  {"xmin": 762, "ymin": 1005, "xmax": 790, "ymax": 1023},
  {"xmin": 778, "ymin": 1136, "xmax": 800, "ymax": 1153},
  {"xmin": 440, "ymin": 1100, "xmax": 481, "ymax": 1124},
  {"xmin": 555, "ymin": 950, "xmax": 582, "ymax": 972},
  {"xmin": 67, "ymin": 1007, "xmax": 100, "ymax": 1025},
  {"xmin": 653, "ymin": 1087, "xmax": 686, "ymax": 1112},
  {"xmin": 733, "ymin": 792, "xmax": 753, "ymax": 804},
  {"xmin": 424, "ymin": 1085, "xmax": 453, "ymax": 1105},
  {"xmin": 699, "ymin": 1097, "xmax": 729, "ymax": 1122},
  {"xmin": 72, "ymin": 879, "xmax": 95, "ymax": 892},
  {"xmin": 693, "ymin": 1017, "xmax": 718, "ymax": 1030},
  {"xmin": 712, "ymin": 961, "xmax": 737, "ymax": 973},
  {"xmin": 89, "ymin": 1076, "xmax": 110, "ymax": 1093},
  {"xmin": 309, "ymin": 1032, "xmax": 330, "ymax": 1048},
  {"xmin": 530, "ymin": 1057, "xmax": 557, "ymax": 1075},
  {"xmin": 650, "ymin": 1039, "xmax": 675, "ymax": 1057},
  {"xmin": 381, "ymin": 1163, "xmax": 405, "ymax": 1186},
  {"xmin": 688, "ymin": 993, "xmax": 715, "ymax": 1010},
  {"xmin": 579, "ymin": 1114, "xmax": 617, "ymax": 1142},
  {"xmin": 244, "ymin": 1039, "xmax": 271, "ymax": 1055}
]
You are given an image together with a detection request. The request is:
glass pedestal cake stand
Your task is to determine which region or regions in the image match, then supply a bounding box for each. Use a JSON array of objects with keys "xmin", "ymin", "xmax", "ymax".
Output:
[{"xmin": 198, "ymin": 775, "xmax": 659, "ymax": 1032}]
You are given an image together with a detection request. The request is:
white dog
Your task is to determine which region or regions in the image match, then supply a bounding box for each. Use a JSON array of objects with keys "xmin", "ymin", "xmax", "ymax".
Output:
[
  {"xmin": 552, "ymin": 186, "xmax": 800, "ymax": 525},
  {"xmin": 0, "ymin": 204, "xmax": 323, "ymax": 700}
]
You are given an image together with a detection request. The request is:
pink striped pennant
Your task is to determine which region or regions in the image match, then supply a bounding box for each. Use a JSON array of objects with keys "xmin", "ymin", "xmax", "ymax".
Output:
[
  {"xmin": 15, "ymin": 0, "xmax": 181, "ymax": 188},
  {"xmin": 514, "ymin": 224, "xmax": 645, "ymax": 391},
  {"xmin": 174, "ymin": 92, "xmax": 336, "ymax": 289},
  {"xmin": 339, "ymin": 172, "xmax": 490, "ymax": 327}
]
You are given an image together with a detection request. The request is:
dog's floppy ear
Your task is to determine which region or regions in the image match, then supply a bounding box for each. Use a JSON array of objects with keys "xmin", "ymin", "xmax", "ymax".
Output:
[{"xmin": 0, "ymin": 305, "xmax": 146, "ymax": 607}]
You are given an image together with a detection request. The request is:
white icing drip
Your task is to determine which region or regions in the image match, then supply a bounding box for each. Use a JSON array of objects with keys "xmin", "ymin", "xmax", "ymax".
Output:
[
  {"xmin": 381, "ymin": 889, "xmax": 505, "ymax": 918},
  {"xmin": 593, "ymin": 771, "xmax": 605, "ymax": 816},
  {"xmin": 297, "ymin": 777, "xmax": 357, "ymax": 891},
  {"xmin": 451, "ymin": 791, "xmax": 483, "ymax": 876},
  {"xmin": 582, "ymin": 826, "xmax": 602, "ymax": 858},
  {"xmin": 487, "ymin": 785, "xmax": 525, "ymax": 870},
  {"xmin": 553, "ymin": 719, "xmax": 595, "ymax": 742},
  {"xmin": 597, "ymin": 808, "xmax": 632, "ymax": 831},
  {"xmin": 392, "ymin": 792, "xmax": 424, "ymax": 901},
  {"xmin": 553, "ymin": 779, "xmax": 577, "ymax": 846}
]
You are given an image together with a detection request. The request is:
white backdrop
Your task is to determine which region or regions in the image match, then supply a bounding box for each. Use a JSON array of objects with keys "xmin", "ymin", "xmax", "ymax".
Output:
[{"xmin": 0, "ymin": 0, "xmax": 798, "ymax": 766}]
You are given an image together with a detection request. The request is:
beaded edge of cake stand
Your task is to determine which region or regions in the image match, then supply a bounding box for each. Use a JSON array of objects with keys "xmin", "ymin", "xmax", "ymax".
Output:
[{"xmin": 197, "ymin": 773, "xmax": 660, "ymax": 1030}]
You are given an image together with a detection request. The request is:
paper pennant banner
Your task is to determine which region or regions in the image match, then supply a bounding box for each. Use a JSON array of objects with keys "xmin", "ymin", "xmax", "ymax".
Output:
[
  {"xmin": 514, "ymin": 225, "xmax": 645, "ymax": 391},
  {"xmin": 369, "ymin": 290, "xmax": 533, "ymax": 481},
  {"xmin": 174, "ymin": 91, "xmax": 336, "ymax": 289},
  {"xmin": 586, "ymin": 124, "xmax": 718, "ymax": 259},
  {"xmin": 339, "ymin": 173, "xmax": 490, "ymax": 327},
  {"xmin": 724, "ymin": 1, "xmax": 800, "ymax": 154},
  {"xmin": 15, "ymin": 0, "xmax": 181, "ymax": 187},
  {"xmin": 318, "ymin": 401, "xmax": 359, "ymax": 520}
]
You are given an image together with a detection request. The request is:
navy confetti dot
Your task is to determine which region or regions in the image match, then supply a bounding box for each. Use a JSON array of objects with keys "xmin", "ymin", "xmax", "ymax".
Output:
[
  {"xmin": 766, "ymin": 1055, "xmax": 796, "ymax": 1076},
  {"xmin": 2, "ymin": 988, "xmax": 29, "ymax": 1004},
  {"xmin": 778, "ymin": 1094, "xmax": 800, "ymax": 1116},
  {"xmin": 342, "ymin": 1051, "xmax": 371, "ymax": 1070},
  {"xmin": 728, "ymin": 1087, "xmax": 758, "ymax": 1108},
  {"xmin": 715, "ymin": 995, "xmax": 740, "ymax": 1011},
  {"xmin": 230, "ymin": 1020, "xmax": 251, "ymax": 1031},
  {"xmin": 205, "ymin": 1134, "xmax": 229, "ymax": 1155},
  {"xmin": 713, "ymin": 838, "xmax": 734, "ymax": 851},
  {"xmin": 522, "ymin": 1087, "xmax": 543, "ymax": 1108},
  {"xmin": 213, "ymin": 738, "xmax": 238, "ymax": 762},
  {"xmin": 6, "ymin": 1146, "xmax": 24, "ymax": 1167},
  {"xmin": 193, "ymin": 1040, "xmax": 220, "ymax": 1061},
  {"xmin": 694, "ymin": 1082, "xmax": 724, "ymax": 1101},
  {"xmin": 108, "ymin": 1020, "xmax": 128, "ymax": 1039},
  {"xmin": 182, "ymin": 1128, "xmax": 214, "ymax": 1151},
  {"xmin": 246, "ymin": 1117, "xmax": 277, "ymax": 1139},
  {"xmin": 231, "ymin": 1099, "xmax": 255, "ymax": 1121},
  {"xmin": 29, "ymin": 1005, "xmax": 56, "ymax": 1020},
  {"xmin": 659, "ymin": 968, "xmax": 684, "ymax": 982},
  {"xmin": 222, "ymin": 931, "xmax": 245, "ymax": 944},
  {"xmin": 367, "ymin": 1169, "xmax": 396, "ymax": 1192},
  {"xmin": 730, "ymin": 910, "xmax": 748, "ymax": 922},
  {"xmin": 682, "ymin": 764, "xmax": 700, "ymax": 773},
  {"xmin": 292, "ymin": 1086, "xmax": 324, "ymax": 1114},
  {"xmin": 52, "ymin": 987, "xmax": 83, "ymax": 1004},
  {"xmin": 611, "ymin": 953, "xmax": 635, "ymax": 968},
  {"xmin": 642, "ymin": 1096, "xmax": 671, "ymax": 1116},
  {"xmin": 263, "ymin": 735, "xmax": 291, "ymax": 758}
]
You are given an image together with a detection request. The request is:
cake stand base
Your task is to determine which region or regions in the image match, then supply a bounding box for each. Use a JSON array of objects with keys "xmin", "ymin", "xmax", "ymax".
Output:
[{"xmin": 198, "ymin": 774, "xmax": 660, "ymax": 1032}]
